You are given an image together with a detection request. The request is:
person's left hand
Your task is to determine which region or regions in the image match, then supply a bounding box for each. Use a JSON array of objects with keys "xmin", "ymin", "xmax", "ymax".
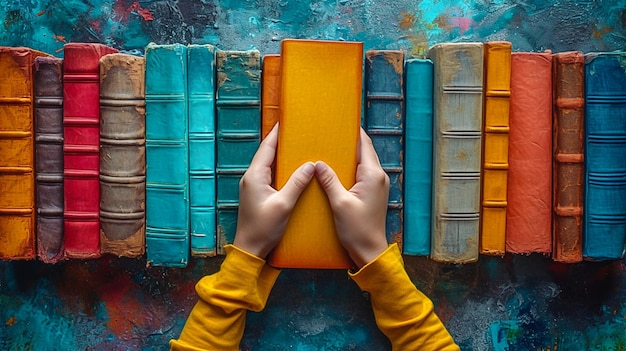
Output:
[{"xmin": 233, "ymin": 123, "xmax": 315, "ymax": 259}]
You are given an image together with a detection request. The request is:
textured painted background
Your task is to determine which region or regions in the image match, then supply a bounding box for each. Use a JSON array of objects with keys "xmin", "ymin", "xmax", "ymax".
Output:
[{"xmin": 1, "ymin": 0, "xmax": 626, "ymax": 350}]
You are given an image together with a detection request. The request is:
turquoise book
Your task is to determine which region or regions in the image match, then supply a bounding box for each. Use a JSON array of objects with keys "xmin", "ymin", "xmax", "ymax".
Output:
[
  {"xmin": 583, "ymin": 51, "xmax": 626, "ymax": 261},
  {"xmin": 188, "ymin": 44, "xmax": 217, "ymax": 257},
  {"xmin": 215, "ymin": 50, "xmax": 261, "ymax": 254},
  {"xmin": 365, "ymin": 50, "xmax": 405, "ymax": 248},
  {"xmin": 145, "ymin": 43, "xmax": 189, "ymax": 267},
  {"xmin": 403, "ymin": 58, "xmax": 434, "ymax": 256}
]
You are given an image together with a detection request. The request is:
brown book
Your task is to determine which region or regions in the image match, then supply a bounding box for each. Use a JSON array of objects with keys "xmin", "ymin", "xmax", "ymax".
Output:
[
  {"xmin": 0, "ymin": 47, "xmax": 50, "ymax": 260},
  {"xmin": 552, "ymin": 51, "xmax": 584, "ymax": 263},
  {"xmin": 261, "ymin": 54, "xmax": 280, "ymax": 139},
  {"xmin": 506, "ymin": 52, "xmax": 553, "ymax": 254},
  {"xmin": 34, "ymin": 56, "xmax": 65, "ymax": 263},
  {"xmin": 99, "ymin": 53, "xmax": 146, "ymax": 257}
]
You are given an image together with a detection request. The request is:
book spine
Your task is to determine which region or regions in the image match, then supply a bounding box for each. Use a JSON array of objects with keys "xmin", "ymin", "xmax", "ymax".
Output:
[
  {"xmin": 215, "ymin": 50, "xmax": 261, "ymax": 255},
  {"xmin": 99, "ymin": 53, "xmax": 146, "ymax": 258},
  {"xmin": 188, "ymin": 44, "xmax": 217, "ymax": 257},
  {"xmin": 428, "ymin": 43, "xmax": 483, "ymax": 263},
  {"xmin": 262, "ymin": 54, "xmax": 281, "ymax": 140},
  {"xmin": 480, "ymin": 41, "xmax": 511, "ymax": 256},
  {"xmin": 583, "ymin": 52, "xmax": 626, "ymax": 261},
  {"xmin": 552, "ymin": 51, "xmax": 585, "ymax": 263},
  {"xmin": 403, "ymin": 58, "xmax": 433, "ymax": 256},
  {"xmin": 0, "ymin": 48, "xmax": 45, "ymax": 260},
  {"xmin": 365, "ymin": 50, "xmax": 404, "ymax": 248},
  {"xmin": 506, "ymin": 52, "xmax": 553, "ymax": 255},
  {"xmin": 34, "ymin": 56, "xmax": 65, "ymax": 263},
  {"xmin": 63, "ymin": 43, "xmax": 118, "ymax": 259},
  {"xmin": 145, "ymin": 44, "xmax": 190, "ymax": 267}
]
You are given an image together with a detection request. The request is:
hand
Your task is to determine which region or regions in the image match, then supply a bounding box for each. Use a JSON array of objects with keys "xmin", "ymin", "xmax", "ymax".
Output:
[
  {"xmin": 315, "ymin": 128, "xmax": 390, "ymax": 268},
  {"xmin": 233, "ymin": 124, "xmax": 315, "ymax": 259}
]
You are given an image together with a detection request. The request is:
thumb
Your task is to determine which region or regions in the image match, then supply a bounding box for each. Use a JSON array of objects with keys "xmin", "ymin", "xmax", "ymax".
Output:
[
  {"xmin": 314, "ymin": 161, "xmax": 348, "ymax": 206},
  {"xmin": 277, "ymin": 162, "xmax": 315, "ymax": 207}
]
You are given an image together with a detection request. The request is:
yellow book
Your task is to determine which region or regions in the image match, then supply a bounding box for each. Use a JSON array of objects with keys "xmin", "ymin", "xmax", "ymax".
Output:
[
  {"xmin": 0, "ymin": 47, "xmax": 50, "ymax": 260},
  {"xmin": 269, "ymin": 39, "xmax": 362, "ymax": 269},
  {"xmin": 261, "ymin": 54, "xmax": 281, "ymax": 140},
  {"xmin": 480, "ymin": 41, "xmax": 512, "ymax": 255}
]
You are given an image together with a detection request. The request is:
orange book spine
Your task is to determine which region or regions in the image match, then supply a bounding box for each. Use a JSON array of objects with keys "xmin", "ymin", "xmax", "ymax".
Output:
[
  {"xmin": 480, "ymin": 41, "xmax": 511, "ymax": 255},
  {"xmin": 506, "ymin": 52, "xmax": 553, "ymax": 254},
  {"xmin": 552, "ymin": 51, "xmax": 584, "ymax": 263},
  {"xmin": 269, "ymin": 39, "xmax": 362, "ymax": 269},
  {"xmin": 0, "ymin": 47, "xmax": 50, "ymax": 260},
  {"xmin": 261, "ymin": 54, "xmax": 280, "ymax": 139}
]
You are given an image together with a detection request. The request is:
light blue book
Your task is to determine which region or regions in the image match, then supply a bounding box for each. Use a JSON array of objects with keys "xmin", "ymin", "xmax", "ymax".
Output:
[
  {"xmin": 584, "ymin": 51, "xmax": 626, "ymax": 261},
  {"xmin": 364, "ymin": 50, "xmax": 405, "ymax": 246},
  {"xmin": 145, "ymin": 43, "xmax": 189, "ymax": 267},
  {"xmin": 188, "ymin": 44, "xmax": 217, "ymax": 257},
  {"xmin": 215, "ymin": 49, "xmax": 261, "ymax": 254},
  {"xmin": 403, "ymin": 58, "xmax": 434, "ymax": 256}
]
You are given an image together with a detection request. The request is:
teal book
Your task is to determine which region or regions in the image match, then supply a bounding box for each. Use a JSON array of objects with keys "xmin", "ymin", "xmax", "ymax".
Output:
[
  {"xmin": 428, "ymin": 43, "xmax": 484, "ymax": 263},
  {"xmin": 145, "ymin": 43, "xmax": 189, "ymax": 267},
  {"xmin": 215, "ymin": 50, "xmax": 261, "ymax": 254},
  {"xmin": 365, "ymin": 50, "xmax": 405, "ymax": 248},
  {"xmin": 188, "ymin": 44, "xmax": 217, "ymax": 257},
  {"xmin": 583, "ymin": 51, "xmax": 626, "ymax": 261},
  {"xmin": 403, "ymin": 58, "xmax": 434, "ymax": 256}
]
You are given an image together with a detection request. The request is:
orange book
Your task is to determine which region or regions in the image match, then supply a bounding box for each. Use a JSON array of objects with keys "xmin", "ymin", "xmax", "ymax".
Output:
[
  {"xmin": 506, "ymin": 52, "xmax": 553, "ymax": 254},
  {"xmin": 480, "ymin": 41, "xmax": 511, "ymax": 255},
  {"xmin": 261, "ymin": 54, "xmax": 280, "ymax": 139},
  {"xmin": 269, "ymin": 39, "xmax": 362, "ymax": 269},
  {"xmin": 0, "ymin": 47, "xmax": 50, "ymax": 260}
]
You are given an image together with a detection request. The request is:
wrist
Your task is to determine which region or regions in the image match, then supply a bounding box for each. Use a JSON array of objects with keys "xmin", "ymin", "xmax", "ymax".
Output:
[{"xmin": 347, "ymin": 237, "xmax": 388, "ymax": 268}]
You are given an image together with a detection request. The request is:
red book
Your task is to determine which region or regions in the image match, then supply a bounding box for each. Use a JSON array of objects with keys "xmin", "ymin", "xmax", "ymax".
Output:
[
  {"xmin": 63, "ymin": 43, "xmax": 118, "ymax": 258},
  {"xmin": 506, "ymin": 52, "xmax": 553, "ymax": 254}
]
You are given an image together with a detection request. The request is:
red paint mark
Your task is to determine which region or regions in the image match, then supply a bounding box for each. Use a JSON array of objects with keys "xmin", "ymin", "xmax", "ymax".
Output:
[
  {"xmin": 114, "ymin": 0, "xmax": 154, "ymax": 22},
  {"xmin": 35, "ymin": 10, "xmax": 46, "ymax": 17},
  {"xmin": 5, "ymin": 317, "xmax": 16, "ymax": 326},
  {"xmin": 52, "ymin": 34, "xmax": 66, "ymax": 43},
  {"xmin": 434, "ymin": 7, "xmax": 475, "ymax": 35},
  {"xmin": 90, "ymin": 20, "xmax": 101, "ymax": 31}
]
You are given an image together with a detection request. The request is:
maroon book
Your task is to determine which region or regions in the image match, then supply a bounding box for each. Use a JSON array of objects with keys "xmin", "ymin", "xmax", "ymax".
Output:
[{"xmin": 63, "ymin": 43, "xmax": 118, "ymax": 259}]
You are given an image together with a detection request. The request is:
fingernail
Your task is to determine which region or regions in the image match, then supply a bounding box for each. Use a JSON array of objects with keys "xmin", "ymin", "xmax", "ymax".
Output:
[{"xmin": 302, "ymin": 162, "xmax": 315, "ymax": 176}]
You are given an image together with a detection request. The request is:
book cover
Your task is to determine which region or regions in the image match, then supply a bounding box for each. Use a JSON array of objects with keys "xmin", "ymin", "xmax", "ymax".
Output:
[
  {"xmin": 403, "ymin": 58, "xmax": 434, "ymax": 256},
  {"xmin": 583, "ymin": 51, "xmax": 626, "ymax": 260},
  {"xmin": 145, "ymin": 43, "xmax": 190, "ymax": 267},
  {"xmin": 63, "ymin": 43, "xmax": 118, "ymax": 259},
  {"xmin": 0, "ymin": 47, "xmax": 50, "ymax": 260},
  {"xmin": 364, "ymin": 50, "xmax": 404, "ymax": 248},
  {"xmin": 480, "ymin": 41, "xmax": 511, "ymax": 256},
  {"xmin": 34, "ymin": 56, "xmax": 65, "ymax": 263},
  {"xmin": 552, "ymin": 51, "xmax": 584, "ymax": 263},
  {"xmin": 506, "ymin": 52, "xmax": 552, "ymax": 255},
  {"xmin": 215, "ymin": 49, "xmax": 261, "ymax": 254},
  {"xmin": 269, "ymin": 39, "xmax": 362, "ymax": 269},
  {"xmin": 428, "ymin": 42, "xmax": 483, "ymax": 264},
  {"xmin": 188, "ymin": 44, "xmax": 217, "ymax": 257},
  {"xmin": 99, "ymin": 53, "xmax": 146, "ymax": 258},
  {"xmin": 261, "ymin": 54, "xmax": 281, "ymax": 140}
]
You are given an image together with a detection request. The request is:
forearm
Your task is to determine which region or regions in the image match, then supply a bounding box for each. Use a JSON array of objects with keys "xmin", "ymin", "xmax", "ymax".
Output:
[
  {"xmin": 170, "ymin": 245, "xmax": 280, "ymax": 351},
  {"xmin": 350, "ymin": 244, "xmax": 459, "ymax": 351}
]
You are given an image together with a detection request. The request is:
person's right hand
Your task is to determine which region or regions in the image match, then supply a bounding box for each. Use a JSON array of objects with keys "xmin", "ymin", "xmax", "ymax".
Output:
[{"xmin": 315, "ymin": 128, "xmax": 390, "ymax": 269}]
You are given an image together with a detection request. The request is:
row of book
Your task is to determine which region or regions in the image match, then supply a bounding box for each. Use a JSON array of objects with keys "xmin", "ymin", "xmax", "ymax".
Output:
[{"xmin": 0, "ymin": 41, "xmax": 624, "ymax": 267}]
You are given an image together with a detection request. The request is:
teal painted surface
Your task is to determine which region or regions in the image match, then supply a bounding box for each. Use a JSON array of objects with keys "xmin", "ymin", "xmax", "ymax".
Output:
[
  {"xmin": 145, "ymin": 43, "xmax": 190, "ymax": 267},
  {"xmin": 1, "ymin": 0, "xmax": 626, "ymax": 350}
]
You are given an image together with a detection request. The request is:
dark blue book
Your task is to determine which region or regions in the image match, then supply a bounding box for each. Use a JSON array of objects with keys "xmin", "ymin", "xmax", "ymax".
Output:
[
  {"xmin": 188, "ymin": 44, "xmax": 217, "ymax": 257},
  {"xmin": 145, "ymin": 43, "xmax": 189, "ymax": 267},
  {"xmin": 584, "ymin": 51, "xmax": 626, "ymax": 261},
  {"xmin": 215, "ymin": 49, "xmax": 261, "ymax": 254},
  {"xmin": 364, "ymin": 50, "xmax": 405, "ymax": 247},
  {"xmin": 403, "ymin": 58, "xmax": 434, "ymax": 256}
]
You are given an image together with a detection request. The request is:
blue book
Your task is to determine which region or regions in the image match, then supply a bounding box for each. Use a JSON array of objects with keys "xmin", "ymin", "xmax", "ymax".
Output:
[
  {"xmin": 145, "ymin": 43, "xmax": 189, "ymax": 267},
  {"xmin": 584, "ymin": 51, "xmax": 626, "ymax": 261},
  {"xmin": 403, "ymin": 58, "xmax": 434, "ymax": 256},
  {"xmin": 215, "ymin": 49, "xmax": 261, "ymax": 254},
  {"xmin": 364, "ymin": 50, "xmax": 405, "ymax": 247},
  {"xmin": 188, "ymin": 44, "xmax": 217, "ymax": 257}
]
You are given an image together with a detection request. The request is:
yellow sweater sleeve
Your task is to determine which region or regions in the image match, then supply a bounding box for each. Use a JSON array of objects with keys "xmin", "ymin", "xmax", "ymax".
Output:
[
  {"xmin": 349, "ymin": 244, "xmax": 460, "ymax": 351},
  {"xmin": 170, "ymin": 245, "xmax": 281, "ymax": 351}
]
